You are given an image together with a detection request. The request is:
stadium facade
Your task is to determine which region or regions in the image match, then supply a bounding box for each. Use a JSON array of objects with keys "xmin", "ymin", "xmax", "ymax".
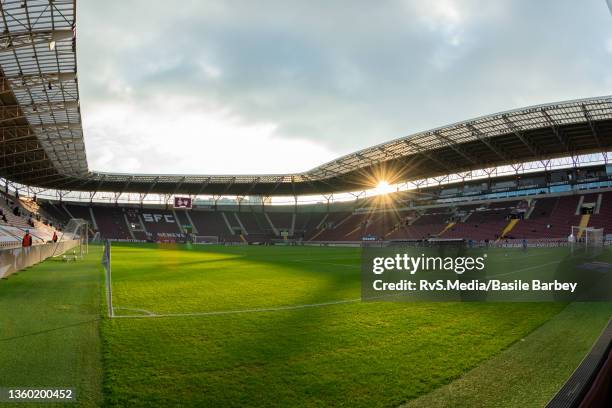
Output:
[{"xmin": 1, "ymin": 0, "xmax": 612, "ymax": 246}]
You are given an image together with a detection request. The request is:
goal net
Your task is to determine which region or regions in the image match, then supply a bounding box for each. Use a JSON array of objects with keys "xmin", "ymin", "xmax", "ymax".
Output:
[
  {"xmin": 52, "ymin": 218, "xmax": 89, "ymax": 258},
  {"xmin": 570, "ymin": 226, "xmax": 603, "ymax": 247},
  {"xmin": 192, "ymin": 235, "xmax": 219, "ymax": 244}
]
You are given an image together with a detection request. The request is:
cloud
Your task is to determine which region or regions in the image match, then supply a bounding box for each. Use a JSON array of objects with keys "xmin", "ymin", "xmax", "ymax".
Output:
[
  {"xmin": 82, "ymin": 96, "xmax": 336, "ymax": 174},
  {"xmin": 76, "ymin": 0, "xmax": 612, "ymax": 174}
]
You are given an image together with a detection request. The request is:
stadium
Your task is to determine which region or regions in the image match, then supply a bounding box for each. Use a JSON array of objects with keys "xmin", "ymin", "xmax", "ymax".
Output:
[{"xmin": 0, "ymin": 1, "xmax": 611, "ymax": 407}]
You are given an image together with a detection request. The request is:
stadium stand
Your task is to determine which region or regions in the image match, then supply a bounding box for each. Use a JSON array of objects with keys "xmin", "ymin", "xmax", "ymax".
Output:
[
  {"xmin": 138, "ymin": 209, "xmax": 183, "ymax": 241},
  {"xmin": 64, "ymin": 204, "xmax": 97, "ymax": 237},
  {"xmin": 441, "ymin": 202, "xmax": 515, "ymax": 241},
  {"xmin": 510, "ymin": 196, "xmax": 582, "ymax": 239},
  {"xmin": 252, "ymin": 211, "xmax": 275, "ymax": 237},
  {"xmin": 312, "ymin": 212, "xmax": 362, "ymax": 241},
  {"xmin": 0, "ymin": 193, "xmax": 64, "ymax": 248},
  {"xmin": 27, "ymin": 182, "xmax": 612, "ymax": 245},
  {"xmin": 189, "ymin": 210, "xmax": 241, "ymax": 242},
  {"xmin": 93, "ymin": 206, "xmax": 131, "ymax": 241},
  {"xmin": 588, "ymin": 191, "xmax": 612, "ymax": 235},
  {"xmin": 233, "ymin": 211, "xmax": 270, "ymax": 242},
  {"xmin": 40, "ymin": 202, "xmax": 71, "ymax": 225},
  {"xmin": 266, "ymin": 212, "xmax": 293, "ymax": 234},
  {"xmin": 174, "ymin": 210, "xmax": 195, "ymax": 233}
]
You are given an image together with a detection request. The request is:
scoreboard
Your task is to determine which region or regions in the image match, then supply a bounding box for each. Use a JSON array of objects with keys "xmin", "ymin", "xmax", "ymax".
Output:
[{"xmin": 173, "ymin": 197, "xmax": 192, "ymax": 209}]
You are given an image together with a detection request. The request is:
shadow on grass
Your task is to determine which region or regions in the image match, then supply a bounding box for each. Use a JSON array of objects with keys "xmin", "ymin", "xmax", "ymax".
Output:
[{"xmin": 0, "ymin": 318, "xmax": 101, "ymax": 342}]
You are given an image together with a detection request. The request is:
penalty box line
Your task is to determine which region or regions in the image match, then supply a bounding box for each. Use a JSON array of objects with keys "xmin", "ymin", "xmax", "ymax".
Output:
[{"xmin": 111, "ymin": 298, "xmax": 362, "ymax": 319}]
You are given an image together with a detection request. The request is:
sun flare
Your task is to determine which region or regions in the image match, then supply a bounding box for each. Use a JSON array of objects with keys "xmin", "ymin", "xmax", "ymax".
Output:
[{"xmin": 374, "ymin": 180, "xmax": 395, "ymax": 195}]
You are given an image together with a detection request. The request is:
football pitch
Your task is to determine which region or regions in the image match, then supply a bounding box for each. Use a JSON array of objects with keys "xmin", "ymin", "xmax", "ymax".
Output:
[{"xmin": 1, "ymin": 243, "xmax": 611, "ymax": 407}]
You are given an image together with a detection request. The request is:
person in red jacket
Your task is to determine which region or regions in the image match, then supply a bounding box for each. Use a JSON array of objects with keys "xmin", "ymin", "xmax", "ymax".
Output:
[
  {"xmin": 52, "ymin": 231, "xmax": 58, "ymax": 243},
  {"xmin": 22, "ymin": 230, "xmax": 32, "ymax": 248}
]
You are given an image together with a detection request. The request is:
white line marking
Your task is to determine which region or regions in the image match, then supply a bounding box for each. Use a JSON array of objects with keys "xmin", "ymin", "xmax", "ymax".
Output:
[
  {"xmin": 291, "ymin": 259, "xmax": 357, "ymax": 268},
  {"xmin": 486, "ymin": 260, "xmax": 561, "ymax": 278},
  {"xmin": 495, "ymin": 250, "xmax": 557, "ymax": 261},
  {"xmin": 112, "ymin": 298, "xmax": 361, "ymax": 319},
  {"xmin": 114, "ymin": 307, "xmax": 156, "ymax": 316}
]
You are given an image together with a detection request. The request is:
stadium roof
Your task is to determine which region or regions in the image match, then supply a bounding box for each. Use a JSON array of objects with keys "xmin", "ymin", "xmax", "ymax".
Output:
[{"xmin": 1, "ymin": 1, "xmax": 612, "ymax": 197}]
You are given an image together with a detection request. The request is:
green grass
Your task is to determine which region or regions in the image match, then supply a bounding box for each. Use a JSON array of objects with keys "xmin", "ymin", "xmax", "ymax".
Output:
[
  {"xmin": 100, "ymin": 244, "xmax": 610, "ymax": 407},
  {"xmin": 0, "ymin": 247, "xmax": 103, "ymax": 408},
  {"xmin": 404, "ymin": 302, "xmax": 612, "ymax": 408},
  {"xmin": 1, "ymin": 243, "xmax": 610, "ymax": 407}
]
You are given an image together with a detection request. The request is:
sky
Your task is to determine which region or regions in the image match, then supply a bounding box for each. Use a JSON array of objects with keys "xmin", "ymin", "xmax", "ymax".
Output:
[{"xmin": 77, "ymin": 0, "xmax": 612, "ymax": 175}]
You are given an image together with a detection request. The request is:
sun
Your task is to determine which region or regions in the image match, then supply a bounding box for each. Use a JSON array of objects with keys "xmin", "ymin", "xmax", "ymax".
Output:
[{"xmin": 373, "ymin": 180, "xmax": 394, "ymax": 195}]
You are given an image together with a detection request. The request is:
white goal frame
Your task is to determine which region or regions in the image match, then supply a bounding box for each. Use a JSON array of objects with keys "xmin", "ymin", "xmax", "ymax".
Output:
[
  {"xmin": 570, "ymin": 226, "xmax": 603, "ymax": 247},
  {"xmin": 193, "ymin": 235, "xmax": 219, "ymax": 244}
]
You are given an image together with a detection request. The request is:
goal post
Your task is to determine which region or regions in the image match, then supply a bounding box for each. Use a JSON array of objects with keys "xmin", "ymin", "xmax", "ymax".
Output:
[
  {"xmin": 52, "ymin": 218, "xmax": 89, "ymax": 258},
  {"xmin": 192, "ymin": 235, "xmax": 219, "ymax": 244},
  {"xmin": 102, "ymin": 239, "xmax": 114, "ymax": 317},
  {"xmin": 570, "ymin": 226, "xmax": 603, "ymax": 247}
]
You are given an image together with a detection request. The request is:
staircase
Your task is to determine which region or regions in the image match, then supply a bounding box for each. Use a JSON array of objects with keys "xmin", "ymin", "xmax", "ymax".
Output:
[
  {"xmin": 438, "ymin": 222, "xmax": 456, "ymax": 236},
  {"xmin": 88, "ymin": 207, "xmax": 98, "ymax": 230},
  {"xmin": 62, "ymin": 204, "xmax": 75, "ymax": 219},
  {"xmin": 576, "ymin": 214, "xmax": 591, "ymax": 239},
  {"xmin": 220, "ymin": 212, "xmax": 235, "ymax": 235},
  {"xmin": 461, "ymin": 211, "xmax": 473, "ymax": 222},
  {"xmin": 499, "ymin": 219, "xmax": 519, "ymax": 240},
  {"xmin": 123, "ymin": 213, "xmax": 136, "ymax": 240},
  {"xmin": 233, "ymin": 213, "xmax": 248, "ymax": 235},
  {"xmin": 172, "ymin": 209, "xmax": 184, "ymax": 234},
  {"xmin": 524, "ymin": 200, "xmax": 536, "ymax": 219},
  {"xmin": 263, "ymin": 212, "xmax": 279, "ymax": 236},
  {"xmin": 308, "ymin": 227, "xmax": 327, "ymax": 242},
  {"xmin": 185, "ymin": 211, "xmax": 198, "ymax": 234}
]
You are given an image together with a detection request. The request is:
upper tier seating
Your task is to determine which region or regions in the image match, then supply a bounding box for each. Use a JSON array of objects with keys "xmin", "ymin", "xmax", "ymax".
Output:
[
  {"xmin": 442, "ymin": 205, "xmax": 512, "ymax": 241},
  {"xmin": 189, "ymin": 211, "xmax": 241, "ymax": 242},
  {"xmin": 588, "ymin": 191, "xmax": 612, "ymax": 234},
  {"xmin": 266, "ymin": 212, "xmax": 293, "ymax": 232},
  {"xmin": 92, "ymin": 206, "xmax": 131, "ymax": 240},
  {"xmin": 137, "ymin": 209, "xmax": 182, "ymax": 239},
  {"xmin": 307, "ymin": 211, "xmax": 353, "ymax": 241},
  {"xmin": 510, "ymin": 195, "xmax": 582, "ymax": 239}
]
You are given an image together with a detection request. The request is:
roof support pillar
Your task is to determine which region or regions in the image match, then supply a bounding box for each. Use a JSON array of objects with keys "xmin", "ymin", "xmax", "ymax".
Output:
[
  {"xmin": 261, "ymin": 196, "xmax": 270, "ymax": 213},
  {"xmin": 113, "ymin": 191, "xmax": 121, "ymax": 206},
  {"xmin": 433, "ymin": 175, "xmax": 448, "ymax": 186},
  {"xmin": 139, "ymin": 193, "xmax": 147, "ymax": 208},
  {"xmin": 163, "ymin": 194, "xmax": 172, "ymax": 210},
  {"xmin": 235, "ymin": 196, "xmax": 244, "ymax": 212},
  {"xmin": 213, "ymin": 195, "xmax": 221, "ymax": 211},
  {"xmin": 483, "ymin": 167, "xmax": 496, "ymax": 190},
  {"xmin": 350, "ymin": 190, "xmax": 365, "ymax": 200},
  {"xmin": 540, "ymin": 159, "xmax": 551, "ymax": 185},
  {"xmin": 322, "ymin": 193, "xmax": 333, "ymax": 213},
  {"xmin": 410, "ymin": 179, "xmax": 425, "ymax": 193}
]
